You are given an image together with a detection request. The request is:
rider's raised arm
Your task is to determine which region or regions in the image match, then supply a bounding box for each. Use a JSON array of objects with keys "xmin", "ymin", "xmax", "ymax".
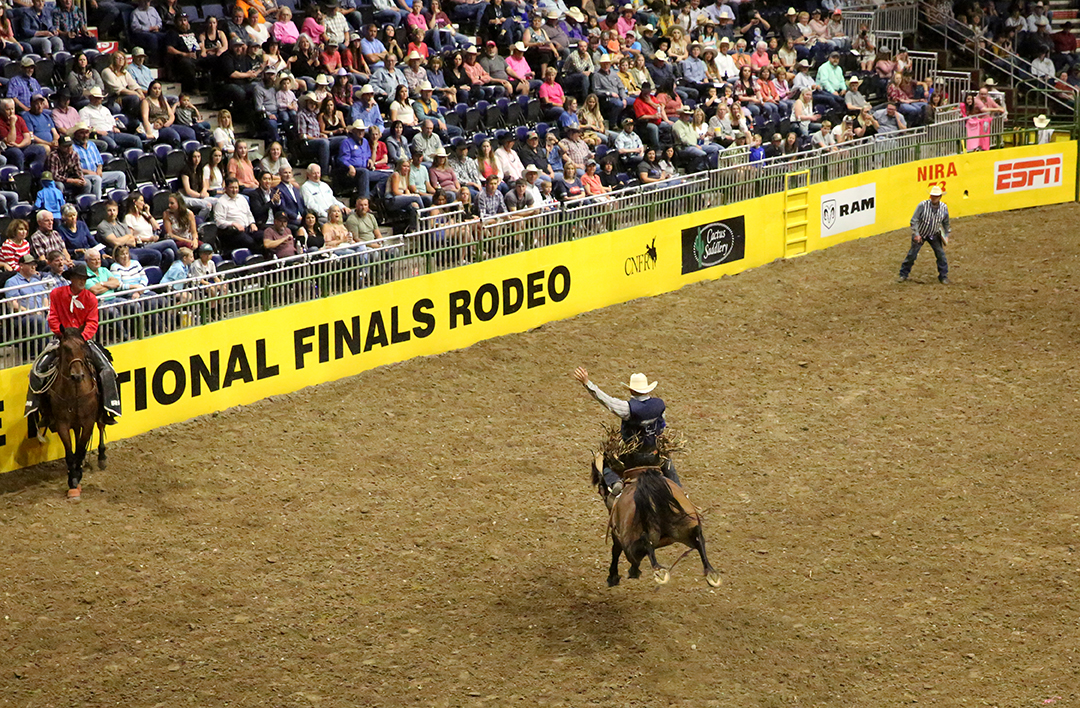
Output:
[{"xmin": 584, "ymin": 380, "xmax": 631, "ymax": 420}]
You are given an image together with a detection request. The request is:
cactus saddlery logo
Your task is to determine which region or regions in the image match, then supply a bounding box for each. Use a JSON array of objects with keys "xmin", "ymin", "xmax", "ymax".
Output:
[{"xmin": 681, "ymin": 216, "xmax": 746, "ymax": 274}]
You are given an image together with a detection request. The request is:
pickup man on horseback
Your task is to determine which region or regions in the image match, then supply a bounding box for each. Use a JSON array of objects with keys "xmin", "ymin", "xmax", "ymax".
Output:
[
  {"xmin": 573, "ymin": 367, "xmax": 680, "ymax": 498},
  {"xmin": 25, "ymin": 263, "xmax": 122, "ymax": 437}
]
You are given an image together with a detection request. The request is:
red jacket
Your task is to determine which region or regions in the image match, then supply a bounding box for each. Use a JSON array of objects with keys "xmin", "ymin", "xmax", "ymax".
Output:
[{"xmin": 48, "ymin": 285, "xmax": 99, "ymax": 340}]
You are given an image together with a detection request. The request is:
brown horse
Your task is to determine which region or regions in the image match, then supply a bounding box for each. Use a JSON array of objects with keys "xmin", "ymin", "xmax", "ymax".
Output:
[
  {"xmin": 593, "ymin": 455, "xmax": 722, "ymax": 588},
  {"xmin": 48, "ymin": 328, "xmax": 107, "ymax": 500}
]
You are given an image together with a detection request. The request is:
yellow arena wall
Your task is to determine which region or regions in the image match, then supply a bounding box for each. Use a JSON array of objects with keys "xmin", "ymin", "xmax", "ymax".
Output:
[{"xmin": 0, "ymin": 142, "xmax": 1074, "ymax": 473}]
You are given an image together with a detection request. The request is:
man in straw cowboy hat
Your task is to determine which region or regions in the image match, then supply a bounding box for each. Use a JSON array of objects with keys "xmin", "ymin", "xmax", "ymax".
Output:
[
  {"xmin": 573, "ymin": 367, "xmax": 681, "ymax": 499},
  {"xmin": 898, "ymin": 184, "xmax": 951, "ymax": 284},
  {"xmin": 25, "ymin": 262, "xmax": 122, "ymax": 438}
]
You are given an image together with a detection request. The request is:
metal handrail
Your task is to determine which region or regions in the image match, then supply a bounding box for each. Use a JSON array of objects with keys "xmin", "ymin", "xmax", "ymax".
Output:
[
  {"xmin": 0, "ymin": 112, "xmax": 1013, "ymax": 368},
  {"xmin": 918, "ymin": 3, "xmax": 1079, "ymax": 117}
]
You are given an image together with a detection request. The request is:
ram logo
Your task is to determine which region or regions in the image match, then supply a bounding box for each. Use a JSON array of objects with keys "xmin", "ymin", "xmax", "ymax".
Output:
[{"xmin": 821, "ymin": 199, "xmax": 837, "ymax": 229}]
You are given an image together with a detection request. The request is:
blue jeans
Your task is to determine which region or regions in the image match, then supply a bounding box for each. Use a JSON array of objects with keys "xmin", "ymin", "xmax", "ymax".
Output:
[
  {"xmin": 142, "ymin": 239, "xmax": 179, "ymax": 271},
  {"xmin": 899, "ymin": 237, "xmax": 947, "ymax": 280},
  {"xmin": 101, "ymin": 131, "xmax": 143, "ymax": 152},
  {"xmin": 304, "ymin": 137, "xmax": 331, "ymax": 173}
]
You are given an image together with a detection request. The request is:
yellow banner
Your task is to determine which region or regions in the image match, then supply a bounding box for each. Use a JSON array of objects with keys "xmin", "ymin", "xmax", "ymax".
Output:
[{"xmin": 1, "ymin": 142, "xmax": 1073, "ymax": 473}]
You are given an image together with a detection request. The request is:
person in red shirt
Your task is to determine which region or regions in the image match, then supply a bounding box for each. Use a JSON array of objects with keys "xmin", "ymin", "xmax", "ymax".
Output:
[
  {"xmin": 1053, "ymin": 22, "xmax": 1078, "ymax": 69},
  {"xmin": 632, "ymin": 82, "xmax": 671, "ymax": 149},
  {"xmin": 0, "ymin": 97, "xmax": 47, "ymax": 170},
  {"xmin": 26, "ymin": 263, "xmax": 121, "ymax": 436}
]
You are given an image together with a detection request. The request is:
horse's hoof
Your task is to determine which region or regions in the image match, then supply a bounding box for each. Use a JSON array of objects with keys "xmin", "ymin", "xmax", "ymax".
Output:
[
  {"xmin": 607, "ymin": 575, "xmax": 621, "ymax": 587},
  {"xmin": 653, "ymin": 569, "xmax": 670, "ymax": 585},
  {"xmin": 98, "ymin": 459, "xmax": 107, "ymax": 471},
  {"xmin": 628, "ymin": 567, "xmax": 641, "ymax": 579},
  {"xmin": 706, "ymin": 572, "xmax": 722, "ymax": 588},
  {"xmin": 66, "ymin": 486, "xmax": 81, "ymax": 501}
]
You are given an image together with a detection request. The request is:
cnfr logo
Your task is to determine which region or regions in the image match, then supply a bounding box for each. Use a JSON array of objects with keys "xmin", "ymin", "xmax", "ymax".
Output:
[
  {"xmin": 994, "ymin": 154, "xmax": 1063, "ymax": 193},
  {"xmin": 625, "ymin": 238, "xmax": 658, "ymax": 276},
  {"xmin": 821, "ymin": 199, "xmax": 837, "ymax": 229},
  {"xmin": 694, "ymin": 222, "xmax": 736, "ymax": 267}
]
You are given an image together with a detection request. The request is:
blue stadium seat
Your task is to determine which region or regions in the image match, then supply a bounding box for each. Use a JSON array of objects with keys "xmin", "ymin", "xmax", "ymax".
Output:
[
  {"xmin": 153, "ymin": 143, "xmax": 171, "ymax": 161},
  {"xmin": 0, "ymin": 166, "xmax": 16, "ymax": 184},
  {"xmin": 108, "ymin": 189, "xmax": 128, "ymax": 203},
  {"xmin": 139, "ymin": 183, "xmax": 158, "ymax": 202},
  {"xmin": 515, "ymin": 126, "xmax": 528, "ymax": 142},
  {"xmin": 11, "ymin": 204, "xmax": 32, "ymax": 220},
  {"xmin": 76, "ymin": 193, "xmax": 94, "ymax": 213},
  {"xmin": 203, "ymin": 3, "xmax": 226, "ymax": 18},
  {"xmin": 595, "ymin": 145, "xmax": 608, "ymax": 161},
  {"xmin": 144, "ymin": 265, "xmax": 163, "ymax": 285},
  {"xmin": 231, "ymin": 248, "xmax": 251, "ymax": 265},
  {"xmin": 182, "ymin": 140, "xmax": 201, "ymax": 154},
  {"xmin": 536, "ymin": 122, "xmax": 549, "ymax": 139}
]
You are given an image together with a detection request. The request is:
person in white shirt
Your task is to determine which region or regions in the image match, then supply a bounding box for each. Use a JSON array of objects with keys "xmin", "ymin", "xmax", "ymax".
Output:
[
  {"xmin": 1031, "ymin": 50, "xmax": 1056, "ymax": 80},
  {"xmin": 300, "ymin": 163, "xmax": 349, "ymax": 221},
  {"xmin": 494, "ymin": 133, "xmax": 525, "ymax": 182},
  {"xmin": 713, "ymin": 37, "xmax": 739, "ymax": 80},
  {"xmin": 212, "ymin": 177, "xmax": 261, "ymax": 255}
]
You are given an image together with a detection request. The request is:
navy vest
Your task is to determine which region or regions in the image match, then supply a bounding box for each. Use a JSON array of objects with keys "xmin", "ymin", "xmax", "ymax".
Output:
[{"xmin": 621, "ymin": 397, "xmax": 667, "ymax": 449}]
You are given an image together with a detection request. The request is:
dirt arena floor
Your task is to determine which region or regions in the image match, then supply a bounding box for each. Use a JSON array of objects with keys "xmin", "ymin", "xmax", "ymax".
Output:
[{"xmin": 3, "ymin": 203, "xmax": 1080, "ymax": 707}]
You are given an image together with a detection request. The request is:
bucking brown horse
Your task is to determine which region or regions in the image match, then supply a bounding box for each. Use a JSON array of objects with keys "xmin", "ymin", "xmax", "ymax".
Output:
[
  {"xmin": 48, "ymin": 328, "xmax": 108, "ymax": 500},
  {"xmin": 592, "ymin": 455, "xmax": 722, "ymax": 588}
]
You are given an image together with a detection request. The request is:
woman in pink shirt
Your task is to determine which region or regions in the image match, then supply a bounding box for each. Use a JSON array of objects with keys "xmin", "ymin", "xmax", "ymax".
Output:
[
  {"xmin": 538, "ymin": 66, "xmax": 565, "ymax": 120},
  {"xmin": 301, "ymin": 6, "xmax": 326, "ymax": 45},
  {"xmin": 273, "ymin": 6, "xmax": 299, "ymax": 46},
  {"xmin": 406, "ymin": 1, "xmax": 429, "ymax": 33},
  {"xmin": 750, "ymin": 41, "xmax": 771, "ymax": 70},
  {"xmin": 616, "ymin": 5, "xmax": 636, "ymax": 38}
]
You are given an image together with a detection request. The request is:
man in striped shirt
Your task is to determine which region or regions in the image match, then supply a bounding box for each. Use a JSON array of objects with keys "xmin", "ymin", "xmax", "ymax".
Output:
[{"xmin": 898, "ymin": 185, "xmax": 951, "ymax": 284}]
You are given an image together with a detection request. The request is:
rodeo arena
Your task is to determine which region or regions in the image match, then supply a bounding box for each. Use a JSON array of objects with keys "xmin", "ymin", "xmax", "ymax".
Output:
[{"xmin": 2, "ymin": 0, "xmax": 1080, "ymax": 701}]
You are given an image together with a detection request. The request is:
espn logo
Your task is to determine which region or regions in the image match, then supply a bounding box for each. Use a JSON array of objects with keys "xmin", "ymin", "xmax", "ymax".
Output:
[{"xmin": 994, "ymin": 155, "xmax": 1063, "ymax": 193}]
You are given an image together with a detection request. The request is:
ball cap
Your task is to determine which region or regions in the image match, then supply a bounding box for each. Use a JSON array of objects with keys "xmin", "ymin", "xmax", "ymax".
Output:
[
  {"xmin": 18, "ymin": 253, "xmax": 38, "ymax": 265},
  {"xmin": 623, "ymin": 373, "xmax": 657, "ymax": 394},
  {"xmin": 929, "ymin": 185, "xmax": 944, "ymax": 196}
]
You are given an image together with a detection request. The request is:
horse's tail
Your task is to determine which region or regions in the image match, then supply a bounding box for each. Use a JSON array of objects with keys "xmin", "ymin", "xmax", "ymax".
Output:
[{"xmin": 633, "ymin": 468, "xmax": 690, "ymax": 539}]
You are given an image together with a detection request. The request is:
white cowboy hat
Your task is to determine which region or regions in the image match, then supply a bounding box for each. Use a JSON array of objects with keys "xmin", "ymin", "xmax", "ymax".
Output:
[
  {"xmin": 1033, "ymin": 114, "xmax": 1051, "ymax": 128},
  {"xmin": 623, "ymin": 373, "xmax": 657, "ymax": 394},
  {"xmin": 929, "ymin": 185, "xmax": 944, "ymax": 196},
  {"xmin": 406, "ymin": 50, "xmax": 423, "ymax": 60},
  {"xmin": 567, "ymin": 7, "xmax": 585, "ymax": 22},
  {"xmin": 513, "ymin": 41, "xmax": 527, "ymax": 52}
]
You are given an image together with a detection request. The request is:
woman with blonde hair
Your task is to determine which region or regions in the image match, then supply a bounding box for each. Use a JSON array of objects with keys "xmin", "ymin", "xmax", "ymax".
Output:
[
  {"xmin": 667, "ymin": 26, "xmax": 689, "ymax": 61},
  {"xmin": 101, "ymin": 52, "xmax": 144, "ymax": 114},
  {"xmin": 792, "ymin": 88, "xmax": 821, "ymax": 136},
  {"xmin": 578, "ymin": 93, "xmax": 611, "ymax": 146},
  {"xmin": 227, "ymin": 141, "xmax": 258, "ymax": 190},
  {"xmin": 213, "ymin": 109, "xmax": 236, "ymax": 155}
]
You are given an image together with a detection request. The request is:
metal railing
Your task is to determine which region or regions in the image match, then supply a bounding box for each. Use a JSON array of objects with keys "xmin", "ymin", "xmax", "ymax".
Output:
[
  {"xmin": 918, "ymin": 3, "xmax": 1080, "ymax": 119},
  {"xmin": 908, "ymin": 50, "xmax": 939, "ymax": 84},
  {"xmin": 935, "ymin": 70, "xmax": 973, "ymax": 105},
  {"xmin": 874, "ymin": 31, "xmax": 906, "ymax": 57},
  {"xmin": 873, "ymin": 1, "xmax": 920, "ymax": 35},
  {"xmin": 0, "ymin": 112, "xmax": 1015, "ymax": 368}
]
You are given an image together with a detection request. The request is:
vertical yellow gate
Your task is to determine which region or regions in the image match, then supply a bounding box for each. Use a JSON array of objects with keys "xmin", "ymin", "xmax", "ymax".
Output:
[{"xmin": 784, "ymin": 170, "xmax": 810, "ymax": 258}]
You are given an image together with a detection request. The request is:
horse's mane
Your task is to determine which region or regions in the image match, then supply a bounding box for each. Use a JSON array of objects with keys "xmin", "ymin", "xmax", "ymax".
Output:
[{"xmin": 633, "ymin": 469, "xmax": 691, "ymax": 534}]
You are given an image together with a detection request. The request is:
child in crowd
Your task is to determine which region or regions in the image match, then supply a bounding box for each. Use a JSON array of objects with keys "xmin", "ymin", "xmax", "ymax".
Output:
[
  {"xmin": 175, "ymin": 95, "xmax": 211, "ymax": 142},
  {"xmin": 35, "ymin": 172, "xmax": 66, "ymax": 220},
  {"xmin": 190, "ymin": 242, "xmax": 226, "ymax": 296}
]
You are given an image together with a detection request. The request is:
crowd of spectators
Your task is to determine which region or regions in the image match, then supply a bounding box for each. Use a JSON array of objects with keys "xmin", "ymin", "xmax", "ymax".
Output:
[
  {"xmin": 1, "ymin": 0, "xmax": 1036, "ymax": 323},
  {"xmin": 928, "ymin": 0, "xmax": 1080, "ymax": 104}
]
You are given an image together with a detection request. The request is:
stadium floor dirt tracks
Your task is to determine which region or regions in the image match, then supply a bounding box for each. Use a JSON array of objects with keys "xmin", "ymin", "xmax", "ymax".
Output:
[{"xmin": 2, "ymin": 203, "xmax": 1080, "ymax": 707}]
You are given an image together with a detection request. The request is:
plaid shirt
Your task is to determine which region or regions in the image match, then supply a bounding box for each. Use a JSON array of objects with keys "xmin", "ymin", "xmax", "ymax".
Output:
[
  {"xmin": 477, "ymin": 188, "xmax": 506, "ymax": 218},
  {"xmin": 297, "ymin": 109, "xmax": 321, "ymax": 139},
  {"xmin": 323, "ymin": 11, "xmax": 349, "ymax": 46},
  {"xmin": 30, "ymin": 229, "xmax": 67, "ymax": 260},
  {"xmin": 47, "ymin": 147, "xmax": 84, "ymax": 182},
  {"xmin": 53, "ymin": 5, "xmax": 87, "ymax": 35}
]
